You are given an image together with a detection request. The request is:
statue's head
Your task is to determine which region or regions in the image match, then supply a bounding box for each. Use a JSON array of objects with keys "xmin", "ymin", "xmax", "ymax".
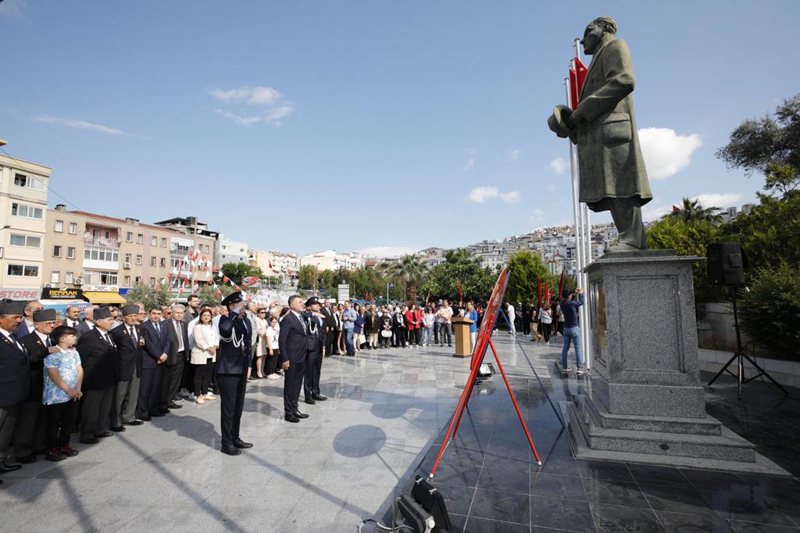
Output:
[{"xmin": 581, "ymin": 16, "xmax": 617, "ymax": 55}]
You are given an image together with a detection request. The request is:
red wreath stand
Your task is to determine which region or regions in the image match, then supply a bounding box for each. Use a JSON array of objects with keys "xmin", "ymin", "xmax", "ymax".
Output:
[{"xmin": 429, "ymin": 268, "xmax": 541, "ymax": 479}]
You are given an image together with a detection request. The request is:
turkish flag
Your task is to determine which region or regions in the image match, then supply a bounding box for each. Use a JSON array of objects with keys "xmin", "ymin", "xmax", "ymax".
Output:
[{"xmin": 569, "ymin": 58, "xmax": 588, "ymax": 110}]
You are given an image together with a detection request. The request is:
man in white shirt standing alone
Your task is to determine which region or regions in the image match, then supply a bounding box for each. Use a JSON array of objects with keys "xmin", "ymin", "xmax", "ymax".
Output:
[{"xmin": 506, "ymin": 302, "xmax": 516, "ymax": 336}]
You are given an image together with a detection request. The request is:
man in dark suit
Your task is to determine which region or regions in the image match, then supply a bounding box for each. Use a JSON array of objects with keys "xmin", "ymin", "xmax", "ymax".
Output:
[
  {"xmin": 64, "ymin": 305, "xmax": 82, "ymax": 329},
  {"xmin": 217, "ymin": 292, "xmax": 252, "ymax": 456},
  {"xmin": 76, "ymin": 307, "xmax": 118, "ymax": 444},
  {"xmin": 12, "ymin": 309, "xmax": 57, "ymax": 463},
  {"xmin": 109, "ymin": 304, "xmax": 145, "ymax": 430},
  {"xmin": 159, "ymin": 305, "xmax": 188, "ymax": 414},
  {"xmin": 0, "ymin": 300, "xmax": 29, "ymax": 482},
  {"xmin": 138, "ymin": 307, "xmax": 171, "ymax": 420},
  {"xmin": 74, "ymin": 306, "xmax": 96, "ymax": 339},
  {"xmin": 302, "ymin": 297, "xmax": 327, "ymax": 406},
  {"xmin": 12, "ymin": 300, "xmax": 42, "ymax": 339},
  {"xmin": 321, "ymin": 300, "xmax": 337, "ymax": 356},
  {"xmin": 279, "ymin": 295, "xmax": 309, "ymax": 423}
]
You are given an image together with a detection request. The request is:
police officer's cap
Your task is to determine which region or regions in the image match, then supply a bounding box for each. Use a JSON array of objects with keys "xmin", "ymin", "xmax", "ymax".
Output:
[
  {"xmin": 305, "ymin": 296, "xmax": 322, "ymax": 307},
  {"xmin": 221, "ymin": 292, "xmax": 244, "ymax": 307}
]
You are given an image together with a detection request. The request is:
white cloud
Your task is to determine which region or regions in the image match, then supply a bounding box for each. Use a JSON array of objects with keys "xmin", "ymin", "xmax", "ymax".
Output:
[
  {"xmin": 468, "ymin": 186, "xmax": 498, "ymax": 203},
  {"xmin": 529, "ymin": 208, "xmax": 547, "ymax": 223},
  {"xmin": 358, "ymin": 246, "xmax": 419, "ymax": 258},
  {"xmin": 642, "ymin": 202, "xmax": 672, "ymax": 222},
  {"xmin": 506, "ymin": 149, "xmax": 523, "ymax": 162},
  {"xmin": 467, "ymin": 186, "xmax": 520, "ymax": 204},
  {"xmin": 691, "ymin": 193, "xmax": 742, "ymax": 209},
  {"xmin": 31, "ymin": 115, "xmax": 131, "ymax": 136},
  {"xmin": 500, "ymin": 191, "xmax": 521, "ymax": 204},
  {"xmin": 638, "ymin": 128, "xmax": 702, "ymax": 179},
  {"xmin": 0, "ymin": 0, "xmax": 27, "ymax": 20},
  {"xmin": 209, "ymin": 85, "xmax": 294, "ymax": 126},
  {"xmin": 463, "ymin": 148, "xmax": 476, "ymax": 171},
  {"xmin": 548, "ymin": 157, "xmax": 566, "ymax": 174}
]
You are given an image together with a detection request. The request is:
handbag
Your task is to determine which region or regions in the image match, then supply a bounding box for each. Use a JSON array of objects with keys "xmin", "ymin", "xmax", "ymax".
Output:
[{"xmin": 381, "ymin": 330, "xmax": 393, "ymax": 338}]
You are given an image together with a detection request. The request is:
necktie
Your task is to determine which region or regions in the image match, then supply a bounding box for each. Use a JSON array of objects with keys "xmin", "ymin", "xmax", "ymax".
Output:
[
  {"xmin": 130, "ymin": 326, "xmax": 137, "ymax": 342},
  {"xmin": 155, "ymin": 322, "xmax": 161, "ymax": 337},
  {"xmin": 45, "ymin": 337, "xmax": 51, "ymax": 348},
  {"xmin": 103, "ymin": 333, "xmax": 112, "ymax": 347},
  {"xmin": 175, "ymin": 322, "xmax": 184, "ymax": 351}
]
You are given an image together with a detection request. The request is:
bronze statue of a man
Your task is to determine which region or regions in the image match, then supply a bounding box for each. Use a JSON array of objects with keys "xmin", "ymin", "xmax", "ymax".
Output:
[{"xmin": 548, "ymin": 16, "xmax": 653, "ymax": 251}]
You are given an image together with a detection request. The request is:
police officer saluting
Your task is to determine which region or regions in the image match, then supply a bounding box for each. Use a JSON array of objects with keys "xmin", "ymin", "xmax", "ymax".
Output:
[
  {"xmin": 303, "ymin": 297, "xmax": 328, "ymax": 406},
  {"xmin": 217, "ymin": 292, "xmax": 253, "ymax": 456}
]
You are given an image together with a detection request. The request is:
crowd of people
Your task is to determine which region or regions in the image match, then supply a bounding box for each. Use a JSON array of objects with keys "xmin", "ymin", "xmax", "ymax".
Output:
[{"xmin": 0, "ymin": 289, "xmax": 586, "ymax": 480}]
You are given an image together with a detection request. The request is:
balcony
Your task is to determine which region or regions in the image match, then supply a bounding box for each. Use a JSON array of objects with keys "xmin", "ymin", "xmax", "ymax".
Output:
[{"xmin": 83, "ymin": 234, "xmax": 120, "ymax": 249}]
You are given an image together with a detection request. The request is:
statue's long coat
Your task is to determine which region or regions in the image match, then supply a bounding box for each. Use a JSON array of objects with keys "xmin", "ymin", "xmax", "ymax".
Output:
[{"xmin": 575, "ymin": 37, "xmax": 652, "ymax": 211}]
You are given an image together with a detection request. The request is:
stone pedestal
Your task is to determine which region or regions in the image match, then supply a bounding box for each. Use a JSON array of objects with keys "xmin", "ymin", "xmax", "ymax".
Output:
[{"xmin": 563, "ymin": 251, "xmax": 788, "ymax": 475}]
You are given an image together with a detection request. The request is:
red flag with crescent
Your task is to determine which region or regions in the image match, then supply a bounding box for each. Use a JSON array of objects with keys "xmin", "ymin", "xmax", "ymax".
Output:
[{"xmin": 569, "ymin": 57, "xmax": 588, "ymax": 110}]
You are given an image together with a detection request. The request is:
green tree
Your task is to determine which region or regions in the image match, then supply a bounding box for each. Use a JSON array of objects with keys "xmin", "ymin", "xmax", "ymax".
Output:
[
  {"xmin": 667, "ymin": 197, "xmax": 722, "ymax": 225},
  {"xmin": 125, "ymin": 283, "xmax": 172, "ymax": 310},
  {"xmin": 420, "ymin": 250, "xmax": 495, "ymax": 304},
  {"xmin": 716, "ymin": 94, "xmax": 800, "ymax": 197},
  {"xmin": 647, "ymin": 217, "xmax": 722, "ymax": 303},
  {"xmin": 220, "ymin": 262, "xmax": 264, "ymax": 286},
  {"xmin": 505, "ymin": 250, "xmax": 551, "ymax": 304},
  {"xmin": 738, "ymin": 263, "xmax": 800, "ymax": 360},
  {"xmin": 195, "ymin": 284, "xmax": 234, "ymax": 306},
  {"xmin": 385, "ymin": 255, "xmax": 429, "ymax": 302},
  {"xmin": 297, "ymin": 265, "xmax": 318, "ymax": 290}
]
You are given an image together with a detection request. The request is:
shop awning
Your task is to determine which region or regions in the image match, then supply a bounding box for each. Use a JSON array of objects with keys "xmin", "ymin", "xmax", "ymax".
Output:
[{"xmin": 83, "ymin": 291, "xmax": 127, "ymax": 304}]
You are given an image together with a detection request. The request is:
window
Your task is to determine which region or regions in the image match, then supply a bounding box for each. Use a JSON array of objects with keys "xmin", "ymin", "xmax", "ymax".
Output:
[
  {"xmin": 83, "ymin": 247, "xmax": 119, "ymax": 262},
  {"xmin": 10, "ymin": 234, "xmax": 42, "ymax": 248},
  {"xmin": 136, "ymin": 255, "xmax": 142, "ymax": 265},
  {"xmin": 126, "ymin": 232, "xmax": 133, "ymax": 242},
  {"xmin": 68, "ymin": 223, "xmax": 77, "ymax": 235},
  {"xmin": 161, "ymin": 238, "xmax": 167, "ymax": 248},
  {"xmin": 65, "ymin": 272, "xmax": 74, "ymax": 284},
  {"xmin": 13, "ymin": 173, "xmax": 46, "ymax": 191},
  {"xmin": 150, "ymin": 257, "xmax": 156, "ymax": 266},
  {"xmin": 97, "ymin": 271, "xmax": 118, "ymax": 285},
  {"xmin": 124, "ymin": 275, "xmax": 131, "ymax": 285},
  {"xmin": 125, "ymin": 253, "xmax": 131, "ymax": 263},
  {"xmin": 135, "ymin": 276, "xmax": 142, "ymax": 284},
  {"xmin": 149, "ymin": 277, "xmax": 156, "ymax": 286},
  {"xmin": 160, "ymin": 257, "xmax": 166, "ymax": 267},
  {"xmin": 151, "ymin": 236, "xmax": 157, "ymax": 246},
  {"xmin": 137, "ymin": 234, "xmax": 143, "ymax": 244},
  {"xmin": 67, "ymin": 247, "xmax": 76, "ymax": 259},
  {"xmin": 51, "ymin": 271, "xmax": 60, "ymax": 284},
  {"xmin": 53, "ymin": 245, "xmax": 62, "ymax": 257},
  {"xmin": 11, "ymin": 203, "xmax": 44, "ymax": 220},
  {"xmin": 104, "ymin": 231, "xmax": 111, "ymax": 239},
  {"xmin": 7, "ymin": 264, "xmax": 39, "ymax": 277},
  {"xmin": 54, "ymin": 220, "xmax": 64, "ymax": 233}
]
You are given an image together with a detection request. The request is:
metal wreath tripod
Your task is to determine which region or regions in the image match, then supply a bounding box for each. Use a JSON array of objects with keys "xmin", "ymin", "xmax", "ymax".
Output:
[{"xmin": 707, "ymin": 286, "xmax": 788, "ymax": 399}]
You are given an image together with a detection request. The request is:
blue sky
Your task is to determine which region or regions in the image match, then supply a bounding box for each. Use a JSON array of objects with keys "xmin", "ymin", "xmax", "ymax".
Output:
[{"xmin": 2, "ymin": 0, "xmax": 798, "ymax": 256}]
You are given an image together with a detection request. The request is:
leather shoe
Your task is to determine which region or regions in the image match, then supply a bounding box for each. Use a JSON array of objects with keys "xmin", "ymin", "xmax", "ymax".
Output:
[
  {"xmin": 79, "ymin": 438, "xmax": 99, "ymax": 445},
  {"xmin": 284, "ymin": 414, "xmax": 300, "ymax": 423},
  {"xmin": 312, "ymin": 394, "xmax": 328, "ymax": 401},
  {"xmin": 111, "ymin": 426, "xmax": 126, "ymax": 433},
  {"xmin": 220, "ymin": 445, "xmax": 241, "ymax": 456},
  {"xmin": 233, "ymin": 439, "xmax": 253, "ymax": 449},
  {"xmin": 124, "ymin": 420, "xmax": 144, "ymax": 426},
  {"xmin": 167, "ymin": 402, "xmax": 182, "ymax": 409},
  {"xmin": 16, "ymin": 454, "xmax": 36, "ymax": 464},
  {"xmin": 97, "ymin": 431, "xmax": 114, "ymax": 438},
  {"xmin": 294, "ymin": 411, "xmax": 309, "ymax": 419},
  {"xmin": 0, "ymin": 463, "xmax": 22, "ymax": 473},
  {"xmin": 304, "ymin": 398, "xmax": 316, "ymax": 405},
  {"xmin": 151, "ymin": 412, "xmax": 166, "ymax": 417},
  {"xmin": 138, "ymin": 416, "xmax": 152, "ymax": 421}
]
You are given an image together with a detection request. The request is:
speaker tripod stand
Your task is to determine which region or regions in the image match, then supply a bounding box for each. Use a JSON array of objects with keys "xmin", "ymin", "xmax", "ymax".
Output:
[{"xmin": 707, "ymin": 286, "xmax": 788, "ymax": 399}]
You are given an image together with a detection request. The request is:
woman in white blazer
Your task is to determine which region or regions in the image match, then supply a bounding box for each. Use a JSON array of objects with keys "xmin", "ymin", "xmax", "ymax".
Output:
[{"xmin": 191, "ymin": 309, "xmax": 218, "ymax": 404}]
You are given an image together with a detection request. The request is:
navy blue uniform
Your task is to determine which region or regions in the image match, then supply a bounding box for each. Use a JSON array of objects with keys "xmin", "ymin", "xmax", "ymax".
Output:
[
  {"xmin": 217, "ymin": 313, "xmax": 252, "ymax": 448},
  {"xmin": 278, "ymin": 312, "xmax": 308, "ymax": 416},
  {"xmin": 302, "ymin": 312, "xmax": 324, "ymax": 401}
]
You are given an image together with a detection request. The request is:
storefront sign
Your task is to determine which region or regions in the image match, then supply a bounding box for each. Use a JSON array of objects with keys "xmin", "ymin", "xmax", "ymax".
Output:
[
  {"xmin": 0, "ymin": 287, "xmax": 41, "ymax": 300},
  {"xmin": 41, "ymin": 288, "xmax": 85, "ymax": 300}
]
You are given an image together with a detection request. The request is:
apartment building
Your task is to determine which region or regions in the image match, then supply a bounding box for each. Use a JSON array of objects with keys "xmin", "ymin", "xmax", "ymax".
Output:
[
  {"xmin": 153, "ymin": 216, "xmax": 216, "ymax": 290},
  {"xmin": 43, "ymin": 206, "xmax": 182, "ymax": 300},
  {"xmin": 300, "ymin": 250, "xmax": 362, "ymax": 271},
  {"xmin": 0, "ymin": 154, "xmax": 50, "ymax": 299},
  {"xmin": 214, "ymin": 234, "xmax": 248, "ymax": 267},
  {"xmin": 248, "ymin": 249, "xmax": 299, "ymax": 283}
]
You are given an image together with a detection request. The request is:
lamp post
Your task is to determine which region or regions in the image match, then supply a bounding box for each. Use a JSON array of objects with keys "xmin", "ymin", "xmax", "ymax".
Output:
[{"xmin": 386, "ymin": 282, "xmax": 395, "ymax": 303}]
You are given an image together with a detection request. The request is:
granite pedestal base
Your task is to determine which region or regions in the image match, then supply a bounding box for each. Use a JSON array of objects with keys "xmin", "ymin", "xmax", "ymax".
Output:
[{"xmin": 563, "ymin": 251, "xmax": 788, "ymax": 476}]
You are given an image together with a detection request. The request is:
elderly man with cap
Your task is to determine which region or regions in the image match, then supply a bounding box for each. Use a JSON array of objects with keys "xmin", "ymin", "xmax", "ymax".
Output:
[
  {"xmin": 279, "ymin": 294, "xmax": 309, "ymax": 423},
  {"xmin": 12, "ymin": 308, "xmax": 58, "ymax": 463},
  {"xmin": 109, "ymin": 304, "xmax": 146, "ymax": 430},
  {"xmin": 76, "ymin": 306, "xmax": 118, "ymax": 444},
  {"xmin": 302, "ymin": 297, "xmax": 328, "ymax": 406},
  {"xmin": 216, "ymin": 292, "xmax": 253, "ymax": 456},
  {"xmin": 0, "ymin": 299, "xmax": 29, "ymax": 481}
]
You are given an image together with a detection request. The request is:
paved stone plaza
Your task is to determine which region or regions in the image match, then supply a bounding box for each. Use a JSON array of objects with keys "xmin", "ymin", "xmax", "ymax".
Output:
[{"xmin": 3, "ymin": 335, "xmax": 800, "ymax": 532}]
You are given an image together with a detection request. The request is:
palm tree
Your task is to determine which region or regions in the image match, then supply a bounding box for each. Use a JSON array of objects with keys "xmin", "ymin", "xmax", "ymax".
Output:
[
  {"xmin": 667, "ymin": 197, "xmax": 722, "ymax": 224},
  {"xmin": 385, "ymin": 254, "xmax": 429, "ymax": 302}
]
